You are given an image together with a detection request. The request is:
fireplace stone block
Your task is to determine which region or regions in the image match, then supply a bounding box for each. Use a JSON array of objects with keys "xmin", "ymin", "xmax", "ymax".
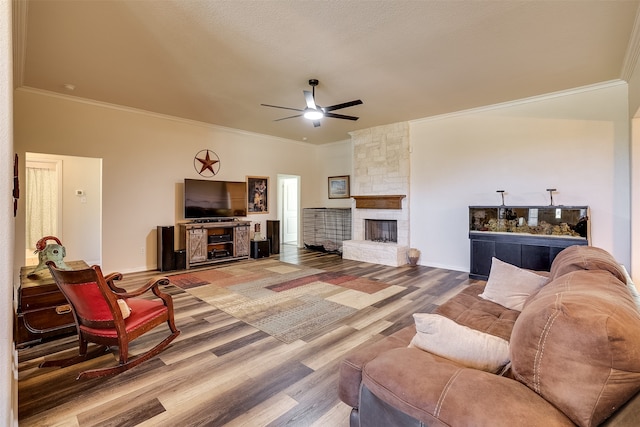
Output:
[{"xmin": 342, "ymin": 240, "xmax": 409, "ymax": 267}]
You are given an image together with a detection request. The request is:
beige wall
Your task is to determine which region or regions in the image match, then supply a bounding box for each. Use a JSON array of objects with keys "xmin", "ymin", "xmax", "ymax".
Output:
[
  {"xmin": 410, "ymin": 81, "xmax": 631, "ymax": 272},
  {"xmin": 13, "ymin": 89, "xmax": 327, "ymax": 273}
]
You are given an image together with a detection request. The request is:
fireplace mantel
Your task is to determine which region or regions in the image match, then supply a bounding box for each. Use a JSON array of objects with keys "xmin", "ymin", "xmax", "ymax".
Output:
[{"xmin": 352, "ymin": 195, "xmax": 406, "ymax": 209}]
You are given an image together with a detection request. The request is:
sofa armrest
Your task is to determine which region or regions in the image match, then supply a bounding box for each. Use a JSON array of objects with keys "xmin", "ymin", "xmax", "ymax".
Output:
[
  {"xmin": 362, "ymin": 348, "xmax": 575, "ymax": 427},
  {"xmin": 338, "ymin": 326, "xmax": 415, "ymax": 408}
]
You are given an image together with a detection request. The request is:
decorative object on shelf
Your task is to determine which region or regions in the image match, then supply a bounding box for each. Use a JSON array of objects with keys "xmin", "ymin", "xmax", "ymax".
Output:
[
  {"xmin": 193, "ymin": 149, "xmax": 220, "ymax": 177},
  {"xmin": 253, "ymin": 223, "xmax": 264, "ymax": 240},
  {"xmin": 496, "ymin": 190, "xmax": 505, "ymax": 206},
  {"xmin": 247, "ymin": 176, "xmax": 269, "ymax": 213},
  {"xmin": 13, "ymin": 153, "xmax": 19, "ymax": 217},
  {"xmin": 546, "ymin": 188, "xmax": 556, "ymax": 206},
  {"xmin": 328, "ymin": 175, "xmax": 350, "ymax": 199},
  {"xmin": 407, "ymin": 248, "xmax": 421, "ymax": 266},
  {"xmin": 29, "ymin": 236, "xmax": 69, "ymax": 277}
]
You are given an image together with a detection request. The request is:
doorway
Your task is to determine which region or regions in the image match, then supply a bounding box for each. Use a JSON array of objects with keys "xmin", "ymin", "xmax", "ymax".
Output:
[
  {"xmin": 277, "ymin": 175, "xmax": 300, "ymax": 246},
  {"xmin": 24, "ymin": 156, "xmax": 62, "ymax": 265},
  {"xmin": 24, "ymin": 152, "xmax": 103, "ymax": 266}
]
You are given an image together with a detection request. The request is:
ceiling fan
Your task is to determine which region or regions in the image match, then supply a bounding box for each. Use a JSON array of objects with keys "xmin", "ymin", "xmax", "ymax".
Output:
[{"xmin": 261, "ymin": 79, "xmax": 363, "ymax": 127}]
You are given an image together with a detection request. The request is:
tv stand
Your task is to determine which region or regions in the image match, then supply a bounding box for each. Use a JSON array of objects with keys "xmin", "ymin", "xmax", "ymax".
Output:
[{"xmin": 179, "ymin": 220, "xmax": 250, "ymax": 269}]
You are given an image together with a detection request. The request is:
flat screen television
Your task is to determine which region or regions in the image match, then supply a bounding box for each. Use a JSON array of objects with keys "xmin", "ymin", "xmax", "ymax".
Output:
[{"xmin": 184, "ymin": 179, "xmax": 247, "ymax": 219}]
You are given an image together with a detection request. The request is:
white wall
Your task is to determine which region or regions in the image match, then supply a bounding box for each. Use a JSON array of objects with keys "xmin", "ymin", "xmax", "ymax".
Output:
[
  {"xmin": 410, "ymin": 82, "xmax": 630, "ymax": 272},
  {"xmin": 1, "ymin": 0, "xmax": 15, "ymax": 424},
  {"xmin": 312, "ymin": 139, "xmax": 353, "ymax": 209},
  {"xmin": 14, "ymin": 89, "xmax": 323, "ymax": 273}
]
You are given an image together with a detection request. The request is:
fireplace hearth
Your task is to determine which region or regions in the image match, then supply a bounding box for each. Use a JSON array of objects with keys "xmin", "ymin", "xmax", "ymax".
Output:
[{"xmin": 365, "ymin": 219, "xmax": 398, "ymax": 243}]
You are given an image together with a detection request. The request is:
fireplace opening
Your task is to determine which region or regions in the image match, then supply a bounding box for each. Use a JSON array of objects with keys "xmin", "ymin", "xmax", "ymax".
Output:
[{"xmin": 365, "ymin": 219, "xmax": 398, "ymax": 243}]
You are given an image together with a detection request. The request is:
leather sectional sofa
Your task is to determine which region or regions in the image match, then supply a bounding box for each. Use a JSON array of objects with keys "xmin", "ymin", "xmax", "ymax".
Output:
[{"xmin": 339, "ymin": 245, "xmax": 640, "ymax": 426}]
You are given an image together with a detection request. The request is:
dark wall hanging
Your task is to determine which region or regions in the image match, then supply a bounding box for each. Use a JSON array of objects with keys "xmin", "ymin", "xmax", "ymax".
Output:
[{"xmin": 194, "ymin": 150, "xmax": 220, "ymax": 177}]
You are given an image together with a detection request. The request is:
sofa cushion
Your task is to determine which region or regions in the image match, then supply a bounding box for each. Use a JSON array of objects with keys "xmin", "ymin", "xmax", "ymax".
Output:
[
  {"xmin": 362, "ymin": 348, "xmax": 575, "ymax": 427},
  {"xmin": 511, "ymin": 269, "xmax": 640, "ymax": 427},
  {"xmin": 479, "ymin": 257, "xmax": 548, "ymax": 311},
  {"xmin": 338, "ymin": 326, "xmax": 416, "ymax": 408},
  {"xmin": 548, "ymin": 245, "xmax": 627, "ymax": 283},
  {"xmin": 410, "ymin": 313, "xmax": 510, "ymax": 373},
  {"xmin": 434, "ymin": 283, "xmax": 519, "ymax": 341}
]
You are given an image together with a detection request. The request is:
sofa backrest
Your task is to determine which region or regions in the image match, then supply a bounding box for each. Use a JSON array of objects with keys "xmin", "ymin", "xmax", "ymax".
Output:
[
  {"xmin": 510, "ymin": 266, "xmax": 640, "ymax": 427},
  {"xmin": 548, "ymin": 245, "xmax": 627, "ymax": 283}
]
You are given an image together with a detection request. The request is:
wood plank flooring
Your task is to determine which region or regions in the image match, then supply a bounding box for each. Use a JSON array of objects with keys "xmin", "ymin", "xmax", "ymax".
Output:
[{"xmin": 17, "ymin": 245, "xmax": 476, "ymax": 427}]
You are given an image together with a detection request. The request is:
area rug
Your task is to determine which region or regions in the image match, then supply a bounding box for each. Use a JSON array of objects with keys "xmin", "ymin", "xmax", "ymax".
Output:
[{"xmin": 168, "ymin": 259, "xmax": 405, "ymax": 343}]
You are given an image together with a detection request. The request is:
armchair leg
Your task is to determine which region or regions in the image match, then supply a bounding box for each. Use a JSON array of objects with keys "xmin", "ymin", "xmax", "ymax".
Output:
[{"xmin": 39, "ymin": 345, "xmax": 111, "ymax": 369}]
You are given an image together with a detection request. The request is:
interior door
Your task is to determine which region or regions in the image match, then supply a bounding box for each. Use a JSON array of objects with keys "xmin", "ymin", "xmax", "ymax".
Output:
[{"xmin": 282, "ymin": 177, "xmax": 298, "ymax": 244}]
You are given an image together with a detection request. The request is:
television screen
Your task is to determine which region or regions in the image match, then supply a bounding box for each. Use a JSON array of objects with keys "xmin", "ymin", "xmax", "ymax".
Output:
[{"xmin": 184, "ymin": 179, "xmax": 247, "ymax": 219}]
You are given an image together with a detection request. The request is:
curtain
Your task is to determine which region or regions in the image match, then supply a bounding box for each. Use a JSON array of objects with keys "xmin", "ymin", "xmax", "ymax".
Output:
[{"xmin": 25, "ymin": 167, "xmax": 58, "ymax": 250}]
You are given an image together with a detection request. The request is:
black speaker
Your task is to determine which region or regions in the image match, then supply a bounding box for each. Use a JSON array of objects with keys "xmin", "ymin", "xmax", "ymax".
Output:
[
  {"xmin": 266, "ymin": 220, "xmax": 280, "ymax": 254},
  {"xmin": 157, "ymin": 226, "xmax": 175, "ymax": 271},
  {"xmin": 175, "ymin": 250, "xmax": 186, "ymax": 270}
]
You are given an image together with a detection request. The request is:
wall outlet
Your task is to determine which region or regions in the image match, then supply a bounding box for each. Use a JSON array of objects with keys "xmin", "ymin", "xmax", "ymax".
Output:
[{"xmin": 140, "ymin": 247, "xmax": 145, "ymax": 255}]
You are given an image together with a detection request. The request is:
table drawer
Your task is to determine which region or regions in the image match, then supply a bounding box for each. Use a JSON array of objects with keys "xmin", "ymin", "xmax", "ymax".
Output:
[{"xmin": 21, "ymin": 290, "xmax": 69, "ymax": 311}]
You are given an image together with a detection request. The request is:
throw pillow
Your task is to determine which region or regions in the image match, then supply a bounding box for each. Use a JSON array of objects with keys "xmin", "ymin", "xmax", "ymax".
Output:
[
  {"xmin": 410, "ymin": 313, "xmax": 510, "ymax": 373},
  {"xmin": 479, "ymin": 257, "xmax": 548, "ymax": 311},
  {"xmin": 620, "ymin": 265, "xmax": 640, "ymax": 312},
  {"xmin": 117, "ymin": 298, "xmax": 132, "ymax": 319}
]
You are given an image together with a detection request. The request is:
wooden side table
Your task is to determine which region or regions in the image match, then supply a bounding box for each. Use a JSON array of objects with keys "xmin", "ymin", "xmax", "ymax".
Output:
[{"xmin": 15, "ymin": 260, "xmax": 87, "ymax": 347}]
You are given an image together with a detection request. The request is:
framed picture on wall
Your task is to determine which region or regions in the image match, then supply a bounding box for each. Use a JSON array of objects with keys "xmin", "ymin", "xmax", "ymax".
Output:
[
  {"xmin": 328, "ymin": 175, "xmax": 350, "ymax": 199},
  {"xmin": 247, "ymin": 176, "xmax": 269, "ymax": 213}
]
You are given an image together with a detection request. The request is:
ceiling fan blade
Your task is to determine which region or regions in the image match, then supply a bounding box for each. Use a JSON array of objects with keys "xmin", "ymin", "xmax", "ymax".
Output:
[
  {"xmin": 304, "ymin": 90, "xmax": 317, "ymax": 110},
  {"xmin": 261, "ymin": 103, "xmax": 304, "ymax": 112},
  {"xmin": 323, "ymin": 99, "xmax": 363, "ymax": 112},
  {"xmin": 324, "ymin": 112, "xmax": 359, "ymax": 121},
  {"xmin": 274, "ymin": 114, "xmax": 303, "ymax": 121},
  {"xmin": 313, "ymin": 121, "xmax": 321, "ymax": 127}
]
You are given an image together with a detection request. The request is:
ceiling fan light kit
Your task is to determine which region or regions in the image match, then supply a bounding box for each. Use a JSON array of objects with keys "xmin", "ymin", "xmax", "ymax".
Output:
[
  {"xmin": 303, "ymin": 109, "xmax": 323, "ymax": 120},
  {"xmin": 261, "ymin": 79, "xmax": 362, "ymax": 127}
]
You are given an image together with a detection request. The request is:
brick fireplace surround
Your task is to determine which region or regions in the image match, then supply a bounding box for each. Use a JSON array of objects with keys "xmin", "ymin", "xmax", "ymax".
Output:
[{"xmin": 342, "ymin": 122, "xmax": 410, "ymax": 267}]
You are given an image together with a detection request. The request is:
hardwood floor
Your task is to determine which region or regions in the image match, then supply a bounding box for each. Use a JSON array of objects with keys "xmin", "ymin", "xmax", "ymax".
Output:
[{"xmin": 17, "ymin": 245, "xmax": 475, "ymax": 427}]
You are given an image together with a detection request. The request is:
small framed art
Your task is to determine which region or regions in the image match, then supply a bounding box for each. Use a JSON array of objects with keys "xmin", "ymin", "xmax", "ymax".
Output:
[
  {"xmin": 328, "ymin": 175, "xmax": 350, "ymax": 199},
  {"xmin": 247, "ymin": 176, "xmax": 269, "ymax": 213}
]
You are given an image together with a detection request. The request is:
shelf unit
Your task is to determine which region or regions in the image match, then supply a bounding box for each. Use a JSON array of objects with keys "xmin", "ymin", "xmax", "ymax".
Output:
[{"xmin": 179, "ymin": 220, "xmax": 250, "ymax": 269}]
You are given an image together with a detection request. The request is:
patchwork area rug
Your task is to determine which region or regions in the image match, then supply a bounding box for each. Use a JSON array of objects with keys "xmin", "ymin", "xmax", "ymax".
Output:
[{"xmin": 169, "ymin": 259, "xmax": 405, "ymax": 343}]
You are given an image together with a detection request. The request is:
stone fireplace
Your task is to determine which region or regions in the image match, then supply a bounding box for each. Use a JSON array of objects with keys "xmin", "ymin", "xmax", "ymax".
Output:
[{"xmin": 342, "ymin": 122, "xmax": 410, "ymax": 267}]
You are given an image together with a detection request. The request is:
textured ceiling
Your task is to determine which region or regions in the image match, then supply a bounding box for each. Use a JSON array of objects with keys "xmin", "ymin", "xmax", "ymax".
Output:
[{"xmin": 14, "ymin": 0, "xmax": 640, "ymax": 144}]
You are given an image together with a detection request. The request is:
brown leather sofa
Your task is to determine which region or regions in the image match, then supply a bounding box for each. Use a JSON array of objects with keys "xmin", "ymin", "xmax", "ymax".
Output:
[{"xmin": 339, "ymin": 246, "xmax": 640, "ymax": 427}]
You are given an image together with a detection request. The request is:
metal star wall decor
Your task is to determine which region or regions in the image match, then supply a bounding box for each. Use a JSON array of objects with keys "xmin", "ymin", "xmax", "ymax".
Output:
[{"xmin": 194, "ymin": 149, "xmax": 220, "ymax": 177}]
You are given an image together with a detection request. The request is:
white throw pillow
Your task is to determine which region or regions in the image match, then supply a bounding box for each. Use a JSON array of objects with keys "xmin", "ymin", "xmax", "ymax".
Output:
[
  {"xmin": 620, "ymin": 265, "xmax": 640, "ymax": 312},
  {"xmin": 479, "ymin": 257, "xmax": 548, "ymax": 311},
  {"xmin": 117, "ymin": 298, "xmax": 132, "ymax": 319},
  {"xmin": 410, "ymin": 313, "xmax": 510, "ymax": 373}
]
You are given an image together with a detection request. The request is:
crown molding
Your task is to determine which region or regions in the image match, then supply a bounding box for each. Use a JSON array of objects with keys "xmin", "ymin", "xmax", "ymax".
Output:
[
  {"xmin": 621, "ymin": 4, "xmax": 640, "ymax": 81},
  {"xmin": 411, "ymin": 80, "xmax": 627, "ymax": 124},
  {"xmin": 15, "ymin": 86, "xmax": 313, "ymax": 147}
]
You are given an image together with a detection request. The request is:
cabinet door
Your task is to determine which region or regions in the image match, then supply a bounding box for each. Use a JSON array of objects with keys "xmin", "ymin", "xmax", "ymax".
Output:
[
  {"xmin": 234, "ymin": 225, "xmax": 250, "ymax": 257},
  {"xmin": 495, "ymin": 242, "xmax": 522, "ymax": 267},
  {"xmin": 470, "ymin": 239, "xmax": 495, "ymax": 277},
  {"xmin": 521, "ymin": 245, "xmax": 550, "ymax": 271},
  {"xmin": 188, "ymin": 228, "xmax": 207, "ymax": 263}
]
